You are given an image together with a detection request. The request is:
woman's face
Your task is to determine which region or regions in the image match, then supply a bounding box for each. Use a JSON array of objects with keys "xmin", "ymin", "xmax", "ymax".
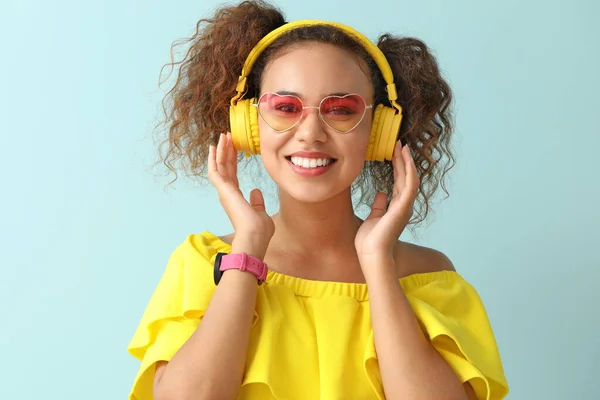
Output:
[{"xmin": 258, "ymin": 42, "xmax": 374, "ymax": 204}]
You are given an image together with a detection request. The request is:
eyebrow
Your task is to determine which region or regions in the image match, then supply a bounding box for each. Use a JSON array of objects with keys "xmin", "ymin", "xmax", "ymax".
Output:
[{"xmin": 275, "ymin": 90, "xmax": 353, "ymax": 98}]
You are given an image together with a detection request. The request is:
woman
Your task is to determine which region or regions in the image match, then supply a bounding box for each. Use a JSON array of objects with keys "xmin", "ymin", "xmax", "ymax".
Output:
[{"xmin": 127, "ymin": 1, "xmax": 509, "ymax": 399}]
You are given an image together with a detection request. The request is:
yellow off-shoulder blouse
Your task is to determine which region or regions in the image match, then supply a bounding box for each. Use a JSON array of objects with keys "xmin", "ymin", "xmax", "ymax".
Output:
[{"xmin": 127, "ymin": 231, "xmax": 509, "ymax": 400}]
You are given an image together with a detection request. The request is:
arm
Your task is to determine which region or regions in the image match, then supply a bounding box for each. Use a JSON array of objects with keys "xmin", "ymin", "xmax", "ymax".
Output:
[
  {"xmin": 153, "ymin": 239, "xmax": 264, "ymax": 400},
  {"xmin": 355, "ymin": 143, "xmax": 475, "ymax": 399},
  {"xmin": 153, "ymin": 133, "xmax": 274, "ymax": 400},
  {"xmin": 363, "ymin": 257, "xmax": 474, "ymax": 400}
]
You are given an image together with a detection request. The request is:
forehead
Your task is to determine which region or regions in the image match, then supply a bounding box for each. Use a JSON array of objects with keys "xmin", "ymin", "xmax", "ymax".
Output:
[{"xmin": 260, "ymin": 43, "xmax": 373, "ymax": 100}]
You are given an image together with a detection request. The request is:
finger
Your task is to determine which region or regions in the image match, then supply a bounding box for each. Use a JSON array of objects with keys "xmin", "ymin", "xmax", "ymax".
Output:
[
  {"xmin": 216, "ymin": 133, "xmax": 227, "ymax": 177},
  {"xmin": 403, "ymin": 144, "xmax": 419, "ymax": 198},
  {"xmin": 208, "ymin": 144, "xmax": 218, "ymax": 181},
  {"xmin": 226, "ymin": 131, "xmax": 237, "ymax": 152},
  {"xmin": 208, "ymin": 145, "xmax": 229, "ymax": 189},
  {"xmin": 365, "ymin": 192, "xmax": 387, "ymax": 220},
  {"xmin": 393, "ymin": 143, "xmax": 406, "ymax": 191},
  {"xmin": 226, "ymin": 132, "xmax": 239, "ymax": 187},
  {"xmin": 249, "ymin": 189, "xmax": 266, "ymax": 212},
  {"xmin": 222, "ymin": 134, "xmax": 231, "ymax": 178},
  {"xmin": 391, "ymin": 141, "xmax": 401, "ymax": 179}
]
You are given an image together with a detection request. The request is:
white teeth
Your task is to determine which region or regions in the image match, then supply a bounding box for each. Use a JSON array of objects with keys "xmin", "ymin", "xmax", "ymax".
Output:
[{"xmin": 290, "ymin": 156, "xmax": 333, "ymax": 169}]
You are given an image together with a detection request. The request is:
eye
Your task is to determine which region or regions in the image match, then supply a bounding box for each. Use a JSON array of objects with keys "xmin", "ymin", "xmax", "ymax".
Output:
[
  {"xmin": 324, "ymin": 106, "xmax": 355, "ymax": 115},
  {"xmin": 261, "ymin": 94, "xmax": 303, "ymax": 116},
  {"xmin": 320, "ymin": 95, "xmax": 363, "ymax": 118},
  {"xmin": 275, "ymin": 102, "xmax": 301, "ymax": 113}
]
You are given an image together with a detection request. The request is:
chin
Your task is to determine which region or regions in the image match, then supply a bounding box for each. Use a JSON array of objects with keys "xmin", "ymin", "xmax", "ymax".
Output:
[{"xmin": 280, "ymin": 184, "xmax": 346, "ymax": 204}]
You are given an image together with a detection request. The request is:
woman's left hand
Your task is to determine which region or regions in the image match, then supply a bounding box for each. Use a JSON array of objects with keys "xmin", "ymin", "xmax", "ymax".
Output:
[{"xmin": 354, "ymin": 141, "xmax": 419, "ymax": 264}]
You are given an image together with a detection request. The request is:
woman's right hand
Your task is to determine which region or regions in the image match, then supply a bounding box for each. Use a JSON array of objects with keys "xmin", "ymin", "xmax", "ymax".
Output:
[{"xmin": 208, "ymin": 132, "xmax": 275, "ymax": 258}]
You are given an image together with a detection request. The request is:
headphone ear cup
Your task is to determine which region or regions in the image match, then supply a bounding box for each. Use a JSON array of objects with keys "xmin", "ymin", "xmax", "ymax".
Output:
[
  {"xmin": 384, "ymin": 109, "xmax": 402, "ymax": 160},
  {"xmin": 367, "ymin": 105, "xmax": 402, "ymax": 162},
  {"xmin": 247, "ymin": 100, "xmax": 261, "ymax": 155},
  {"xmin": 230, "ymin": 101, "xmax": 249, "ymax": 154},
  {"xmin": 366, "ymin": 105, "xmax": 384, "ymax": 161},
  {"xmin": 230, "ymin": 99, "xmax": 258, "ymax": 155}
]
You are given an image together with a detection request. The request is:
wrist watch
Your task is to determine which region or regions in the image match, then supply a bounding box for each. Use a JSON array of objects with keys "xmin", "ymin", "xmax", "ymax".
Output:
[{"xmin": 213, "ymin": 252, "xmax": 268, "ymax": 285}]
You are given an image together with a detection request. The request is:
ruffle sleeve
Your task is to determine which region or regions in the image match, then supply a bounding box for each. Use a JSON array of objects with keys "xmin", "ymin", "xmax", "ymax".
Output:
[
  {"xmin": 127, "ymin": 231, "xmax": 509, "ymax": 400},
  {"xmin": 399, "ymin": 272, "xmax": 509, "ymax": 400},
  {"xmin": 126, "ymin": 234, "xmax": 225, "ymax": 400}
]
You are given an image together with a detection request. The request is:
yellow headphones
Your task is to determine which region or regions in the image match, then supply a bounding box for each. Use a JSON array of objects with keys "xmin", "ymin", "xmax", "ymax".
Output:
[{"xmin": 229, "ymin": 20, "xmax": 403, "ymax": 162}]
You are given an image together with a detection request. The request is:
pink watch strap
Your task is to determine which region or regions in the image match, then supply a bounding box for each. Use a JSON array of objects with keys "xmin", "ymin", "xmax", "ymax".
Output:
[{"xmin": 219, "ymin": 252, "xmax": 268, "ymax": 283}]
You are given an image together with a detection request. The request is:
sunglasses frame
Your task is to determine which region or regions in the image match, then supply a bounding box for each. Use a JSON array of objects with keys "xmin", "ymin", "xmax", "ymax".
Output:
[{"xmin": 253, "ymin": 92, "xmax": 373, "ymax": 134}]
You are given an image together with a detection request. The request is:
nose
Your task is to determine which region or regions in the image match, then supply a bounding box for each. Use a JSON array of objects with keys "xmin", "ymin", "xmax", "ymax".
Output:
[{"xmin": 294, "ymin": 107, "xmax": 327, "ymax": 143}]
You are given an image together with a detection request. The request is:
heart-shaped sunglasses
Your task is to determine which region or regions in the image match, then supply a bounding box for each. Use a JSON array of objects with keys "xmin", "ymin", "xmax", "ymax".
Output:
[{"xmin": 253, "ymin": 92, "xmax": 373, "ymax": 133}]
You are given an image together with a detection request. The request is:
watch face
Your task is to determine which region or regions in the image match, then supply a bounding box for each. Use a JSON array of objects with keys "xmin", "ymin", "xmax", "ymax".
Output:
[{"xmin": 213, "ymin": 252, "xmax": 226, "ymax": 285}]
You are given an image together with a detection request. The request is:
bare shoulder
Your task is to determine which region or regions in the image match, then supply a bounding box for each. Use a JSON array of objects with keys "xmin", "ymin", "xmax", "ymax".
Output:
[
  {"xmin": 219, "ymin": 233, "xmax": 235, "ymax": 245},
  {"xmin": 393, "ymin": 240, "xmax": 456, "ymax": 278}
]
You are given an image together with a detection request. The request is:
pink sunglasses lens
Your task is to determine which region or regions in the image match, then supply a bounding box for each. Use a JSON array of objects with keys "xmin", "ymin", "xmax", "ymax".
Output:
[
  {"xmin": 257, "ymin": 93, "xmax": 303, "ymax": 131},
  {"xmin": 319, "ymin": 95, "xmax": 366, "ymax": 131}
]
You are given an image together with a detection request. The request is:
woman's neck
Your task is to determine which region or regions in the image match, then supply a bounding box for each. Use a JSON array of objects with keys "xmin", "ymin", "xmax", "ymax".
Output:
[{"xmin": 271, "ymin": 188, "xmax": 362, "ymax": 254}]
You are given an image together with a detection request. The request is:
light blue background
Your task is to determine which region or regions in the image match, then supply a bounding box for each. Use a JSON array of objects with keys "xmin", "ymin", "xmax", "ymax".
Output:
[{"xmin": 1, "ymin": 0, "xmax": 598, "ymax": 398}]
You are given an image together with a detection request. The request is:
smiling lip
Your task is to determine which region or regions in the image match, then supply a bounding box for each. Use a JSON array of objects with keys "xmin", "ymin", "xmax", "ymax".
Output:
[
  {"xmin": 285, "ymin": 151, "xmax": 337, "ymax": 177},
  {"xmin": 287, "ymin": 151, "xmax": 335, "ymax": 159},
  {"xmin": 286, "ymin": 158, "xmax": 335, "ymax": 177}
]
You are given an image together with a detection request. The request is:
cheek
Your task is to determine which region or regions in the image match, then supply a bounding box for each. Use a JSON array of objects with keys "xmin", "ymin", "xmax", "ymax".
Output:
[
  {"xmin": 257, "ymin": 121, "xmax": 284, "ymax": 167},
  {"xmin": 348, "ymin": 118, "xmax": 373, "ymax": 159},
  {"xmin": 348, "ymin": 138, "xmax": 369, "ymax": 174}
]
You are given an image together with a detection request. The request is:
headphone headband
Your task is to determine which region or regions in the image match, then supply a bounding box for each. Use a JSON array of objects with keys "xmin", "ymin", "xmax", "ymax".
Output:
[{"xmin": 232, "ymin": 20, "xmax": 401, "ymax": 112}]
